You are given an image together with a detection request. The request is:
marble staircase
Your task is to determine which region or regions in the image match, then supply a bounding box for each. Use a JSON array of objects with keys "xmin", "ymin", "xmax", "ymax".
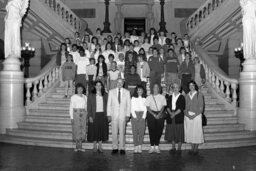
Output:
[{"xmin": 1, "ymin": 85, "xmax": 256, "ymax": 150}]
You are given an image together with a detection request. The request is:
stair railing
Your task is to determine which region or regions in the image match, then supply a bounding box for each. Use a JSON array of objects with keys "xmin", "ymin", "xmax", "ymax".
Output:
[
  {"xmin": 40, "ymin": 0, "xmax": 81, "ymax": 31},
  {"xmin": 25, "ymin": 55, "xmax": 59, "ymax": 106},
  {"xmin": 192, "ymin": 41, "xmax": 238, "ymax": 110},
  {"xmin": 186, "ymin": 0, "xmax": 226, "ymax": 32}
]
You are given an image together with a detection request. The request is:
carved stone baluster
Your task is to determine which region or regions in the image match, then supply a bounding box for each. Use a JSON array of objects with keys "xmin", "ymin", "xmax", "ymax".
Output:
[
  {"xmin": 220, "ymin": 79, "xmax": 225, "ymax": 97},
  {"xmin": 61, "ymin": 8, "xmax": 65, "ymax": 19},
  {"xmin": 38, "ymin": 79, "xmax": 44, "ymax": 97},
  {"xmin": 70, "ymin": 14, "xmax": 73, "ymax": 25},
  {"xmin": 52, "ymin": 0, "xmax": 56, "ymax": 11},
  {"xmin": 208, "ymin": 3, "xmax": 211, "ymax": 15},
  {"xmin": 204, "ymin": 64, "xmax": 209, "ymax": 82},
  {"xmin": 146, "ymin": 78, "xmax": 150, "ymax": 96},
  {"xmin": 57, "ymin": 4, "xmax": 60, "ymax": 15},
  {"xmin": 43, "ymin": 75, "xmax": 48, "ymax": 92},
  {"xmin": 74, "ymin": 18, "xmax": 77, "ymax": 29},
  {"xmin": 208, "ymin": 69, "xmax": 212, "ymax": 85},
  {"xmin": 212, "ymin": 0, "xmax": 215, "ymax": 10},
  {"xmin": 55, "ymin": 67, "xmax": 59, "ymax": 79},
  {"xmin": 66, "ymin": 11, "xmax": 69, "ymax": 23},
  {"xmin": 32, "ymin": 81, "xmax": 39, "ymax": 101},
  {"xmin": 26, "ymin": 83, "xmax": 32, "ymax": 105},
  {"xmin": 211, "ymin": 72, "xmax": 215, "ymax": 88},
  {"xmin": 48, "ymin": 72, "xmax": 53, "ymax": 87},
  {"xmin": 190, "ymin": 18, "xmax": 194, "ymax": 28},
  {"xmin": 225, "ymin": 81, "xmax": 231, "ymax": 102},
  {"xmin": 52, "ymin": 68, "xmax": 56, "ymax": 81},
  {"xmin": 231, "ymin": 83, "xmax": 238, "ymax": 107},
  {"xmin": 215, "ymin": 76, "xmax": 220, "ymax": 93}
]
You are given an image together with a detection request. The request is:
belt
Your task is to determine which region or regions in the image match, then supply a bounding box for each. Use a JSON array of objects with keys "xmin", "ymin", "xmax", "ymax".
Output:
[{"xmin": 73, "ymin": 108, "xmax": 86, "ymax": 112}]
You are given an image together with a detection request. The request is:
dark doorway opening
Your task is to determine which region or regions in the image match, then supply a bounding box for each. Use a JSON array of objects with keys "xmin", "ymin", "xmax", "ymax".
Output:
[{"xmin": 124, "ymin": 18, "xmax": 146, "ymax": 36}]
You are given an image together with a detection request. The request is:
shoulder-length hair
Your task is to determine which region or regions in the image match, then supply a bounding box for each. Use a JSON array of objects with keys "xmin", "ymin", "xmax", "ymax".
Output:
[
  {"xmin": 132, "ymin": 85, "xmax": 147, "ymax": 98},
  {"xmin": 75, "ymin": 83, "xmax": 86, "ymax": 95},
  {"xmin": 187, "ymin": 80, "xmax": 199, "ymax": 91},
  {"xmin": 59, "ymin": 43, "xmax": 67, "ymax": 52},
  {"xmin": 91, "ymin": 80, "xmax": 105, "ymax": 96}
]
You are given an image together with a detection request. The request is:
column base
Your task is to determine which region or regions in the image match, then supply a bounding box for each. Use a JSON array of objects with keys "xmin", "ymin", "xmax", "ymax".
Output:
[
  {"xmin": 0, "ymin": 70, "xmax": 25, "ymax": 134},
  {"xmin": 238, "ymin": 62, "xmax": 256, "ymax": 131},
  {"xmin": 0, "ymin": 106, "xmax": 25, "ymax": 134}
]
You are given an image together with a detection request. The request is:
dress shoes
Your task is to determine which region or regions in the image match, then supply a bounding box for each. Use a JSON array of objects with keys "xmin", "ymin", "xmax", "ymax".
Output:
[{"xmin": 111, "ymin": 149, "xmax": 119, "ymax": 155}]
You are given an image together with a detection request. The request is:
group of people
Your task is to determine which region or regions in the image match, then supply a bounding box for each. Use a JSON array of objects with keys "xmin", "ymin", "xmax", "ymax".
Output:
[
  {"xmin": 58, "ymin": 27, "xmax": 205, "ymax": 155},
  {"xmin": 57, "ymin": 27, "xmax": 206, "ymax": 97}
]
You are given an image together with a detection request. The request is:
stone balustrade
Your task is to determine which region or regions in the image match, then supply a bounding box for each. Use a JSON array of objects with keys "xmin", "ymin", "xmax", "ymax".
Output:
[
  {"xmin": 41, "ymin": 0, "xmax": 81, "ymax": 31},
  {"xmin": 186, "ymin": 0, "xmax": 226, "ymax": 32},
  {"xmin": 25, "ymin": 61, "xmax": 59, "ymax": 106},
  {"xmin": 192, "ymin": 44, "xmax": 238, "ymax": 109}
]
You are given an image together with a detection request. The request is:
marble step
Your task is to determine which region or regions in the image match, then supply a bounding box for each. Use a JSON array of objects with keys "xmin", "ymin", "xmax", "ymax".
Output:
[
  {"xmin": 1, "ymin": 134, "xmax": 256, "ymax": 150},
  {"xmin": 28, "ymin": 109, "xmax": 235, "ymax": 118},
  {"xmin": 24, "ymin": 115, "xmax": 238, "ymax": 125},
  {"xmin": 17, "ymin": 122, "xmax": 245, "ymax": 134},
  {"xmin": 37, "ymin": 103, "xmax": 225, "ymax": 111},
  {"xmin": 6, "ymin": 129, "xmax": 255, "ymax": 142}
]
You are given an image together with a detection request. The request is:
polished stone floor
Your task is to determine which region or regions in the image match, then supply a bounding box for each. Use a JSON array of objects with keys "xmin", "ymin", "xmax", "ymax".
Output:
[{"xmin": 0, "ymin": 143, "xmax": 256, "ymax": 171}]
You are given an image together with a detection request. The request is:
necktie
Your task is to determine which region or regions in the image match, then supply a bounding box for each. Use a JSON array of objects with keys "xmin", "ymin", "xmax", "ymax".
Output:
[{"xmin": 118, "ymin": 88, "xmax": 121, "ymax": 104}]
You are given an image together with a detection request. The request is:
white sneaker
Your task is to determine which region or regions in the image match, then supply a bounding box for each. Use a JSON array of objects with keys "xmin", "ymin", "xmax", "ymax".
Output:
[
  {"xmin": 148, "ymin": 146, "xmax": 154, "ymax": 154},
  {"xmin": 138, "ymin": 145, "xmax": 142, "ymax": 153},
  {"xmin": 155, "ymin": 146, "xmax": 161, "ymax": 154},
  {"xmin": 74, "ymin": 148, "xmax": 78, "ymax": 152}
]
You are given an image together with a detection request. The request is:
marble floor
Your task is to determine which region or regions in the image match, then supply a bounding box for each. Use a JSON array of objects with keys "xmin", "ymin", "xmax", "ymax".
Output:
[{"xmin": 0, "ymin": 143, "xmax": 256, "ymax": 171}]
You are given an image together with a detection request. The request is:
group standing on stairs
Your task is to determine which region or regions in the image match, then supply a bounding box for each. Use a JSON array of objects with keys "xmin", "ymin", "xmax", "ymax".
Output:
[{"xmin": 55, "ymin": 27, "xmax": 206, "ymax": 155}]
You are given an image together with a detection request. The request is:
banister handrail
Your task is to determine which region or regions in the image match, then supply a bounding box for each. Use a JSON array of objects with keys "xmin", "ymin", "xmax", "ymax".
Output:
[
  {"xmin": 194, "ymin": 44, "xmax": 238, "ymax": 84},
  {"xmin": 25, "ymin": 55, "xmax": 57, "ymax": 83},
  {"xmin": 192, "ymin": 41, "xmax": 238, "ymax": 109},
  {"xmin": 25, "ymin": 54, "xmax": 59, "ymax": 106},
  {"xmin": 186, "ymin": 0, "xmax": 226, "ymax": 32},
  {"xmin": 39, "ymin": 0, "xmax": 81, "ymax": 31}
]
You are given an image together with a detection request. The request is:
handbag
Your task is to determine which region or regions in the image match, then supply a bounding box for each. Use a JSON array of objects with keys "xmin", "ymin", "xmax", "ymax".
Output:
[
  {"xmin": 152, "ymin": 95, "xmax": 166, "ymax": 119},
  {"xmin": 196, "ymin": 92, "xmax": 207, "ymax": 126}
]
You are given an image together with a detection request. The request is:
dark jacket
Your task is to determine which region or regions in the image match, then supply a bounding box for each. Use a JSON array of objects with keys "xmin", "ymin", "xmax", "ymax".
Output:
[
  {"xmin": 56, "ymin": 51, "xmax": 69, "ymax": 66},
  {"xmin": 179, "ymin": 60, "xmax": 195, "ymax": 79},
  {"xmin": 96, "ymin": 62, "xmax": 108, "ymax": 77},
  {"xmin": 87, "ymin": 93, "xmax": 108, "ymax": 119},
  {"xmin": 166, "ymin": 94, "xmax": 186, "ymax": 124}
]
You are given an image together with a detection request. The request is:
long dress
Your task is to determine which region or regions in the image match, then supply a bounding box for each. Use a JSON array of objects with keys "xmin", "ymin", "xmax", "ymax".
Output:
[{"xmin": 69, "ymin": 94, "xmax": 87, "ymax": 142}]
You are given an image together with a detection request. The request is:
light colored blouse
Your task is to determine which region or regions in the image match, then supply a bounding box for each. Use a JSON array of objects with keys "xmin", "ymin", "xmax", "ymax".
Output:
[
  {"xmin": 96, "ymin": 94, "xmax": 104, "ymax": 112},
  {"xmin": 131, "ymin": 97, "xmax": 147, "ymax": 119},
  {"xmin": 172, "ymin": 93, "xmax": 181, "ymax": 110},
  {"xmin": 145, "ymin": 94, "xmax": 167, "ymax": 111},
  {"xmin": 69, "ymin": 94, "xmax": 87, "ymax": 119}
]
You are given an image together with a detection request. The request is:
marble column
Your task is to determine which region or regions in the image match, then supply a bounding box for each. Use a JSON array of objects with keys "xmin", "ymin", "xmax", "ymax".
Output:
[
  {"xmin": 159, "ymin": 0, "xmax": 167, "ymax": 33},
  {"xmin": 114, "ymin": 3, "xmax": 123, "ymax": 34},
  {"xmin": 146, "ymin": 2, "xmax": 155, "ymax": 31},
  {"xmin": 0, "ymin": 1, "xmax": 27, "ymax": 133},
  {"xmin": 238, "ymin": 0, "xmax": 256, "ymax": 131},
  {"xmin": 102, "ymin": 0, "xmax": 112, "ymax": 33}
]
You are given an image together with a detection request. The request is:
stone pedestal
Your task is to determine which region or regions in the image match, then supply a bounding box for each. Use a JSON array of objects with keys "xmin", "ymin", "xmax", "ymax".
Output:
[
  {"xmin": 0, "ymin": 57, "xmax": 25, "ymax": 134},
  {"xmin": 238, "ymin": 59, "xmax": 256, "ymax": 131}
]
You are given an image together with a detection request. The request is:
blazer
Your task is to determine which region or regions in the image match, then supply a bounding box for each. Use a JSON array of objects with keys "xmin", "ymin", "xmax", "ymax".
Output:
[
  {"xmin": 96, "ymin": 62, "xmax": 108, "ymax": 77},
  {"xmin": 185, "ymin": 91, "xmax": 204, "ymax": 116},
  {"xmin": 107, "ymin": 88, "xmax": 131, "ymax": 121},
  {"xmin": 56, "ymin": 51, "xmax": 69, "ymax": 66},
  {"xmin": 87, "ymin": 93, "xmax": 108, "ymax": 119},
  {"xmin": 166, "ymin": 94, "xmax": 186, "ymax": 124},
  {"xmin": 137, "ymin": 61, "xmax": 150, "ymax": 79}
]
